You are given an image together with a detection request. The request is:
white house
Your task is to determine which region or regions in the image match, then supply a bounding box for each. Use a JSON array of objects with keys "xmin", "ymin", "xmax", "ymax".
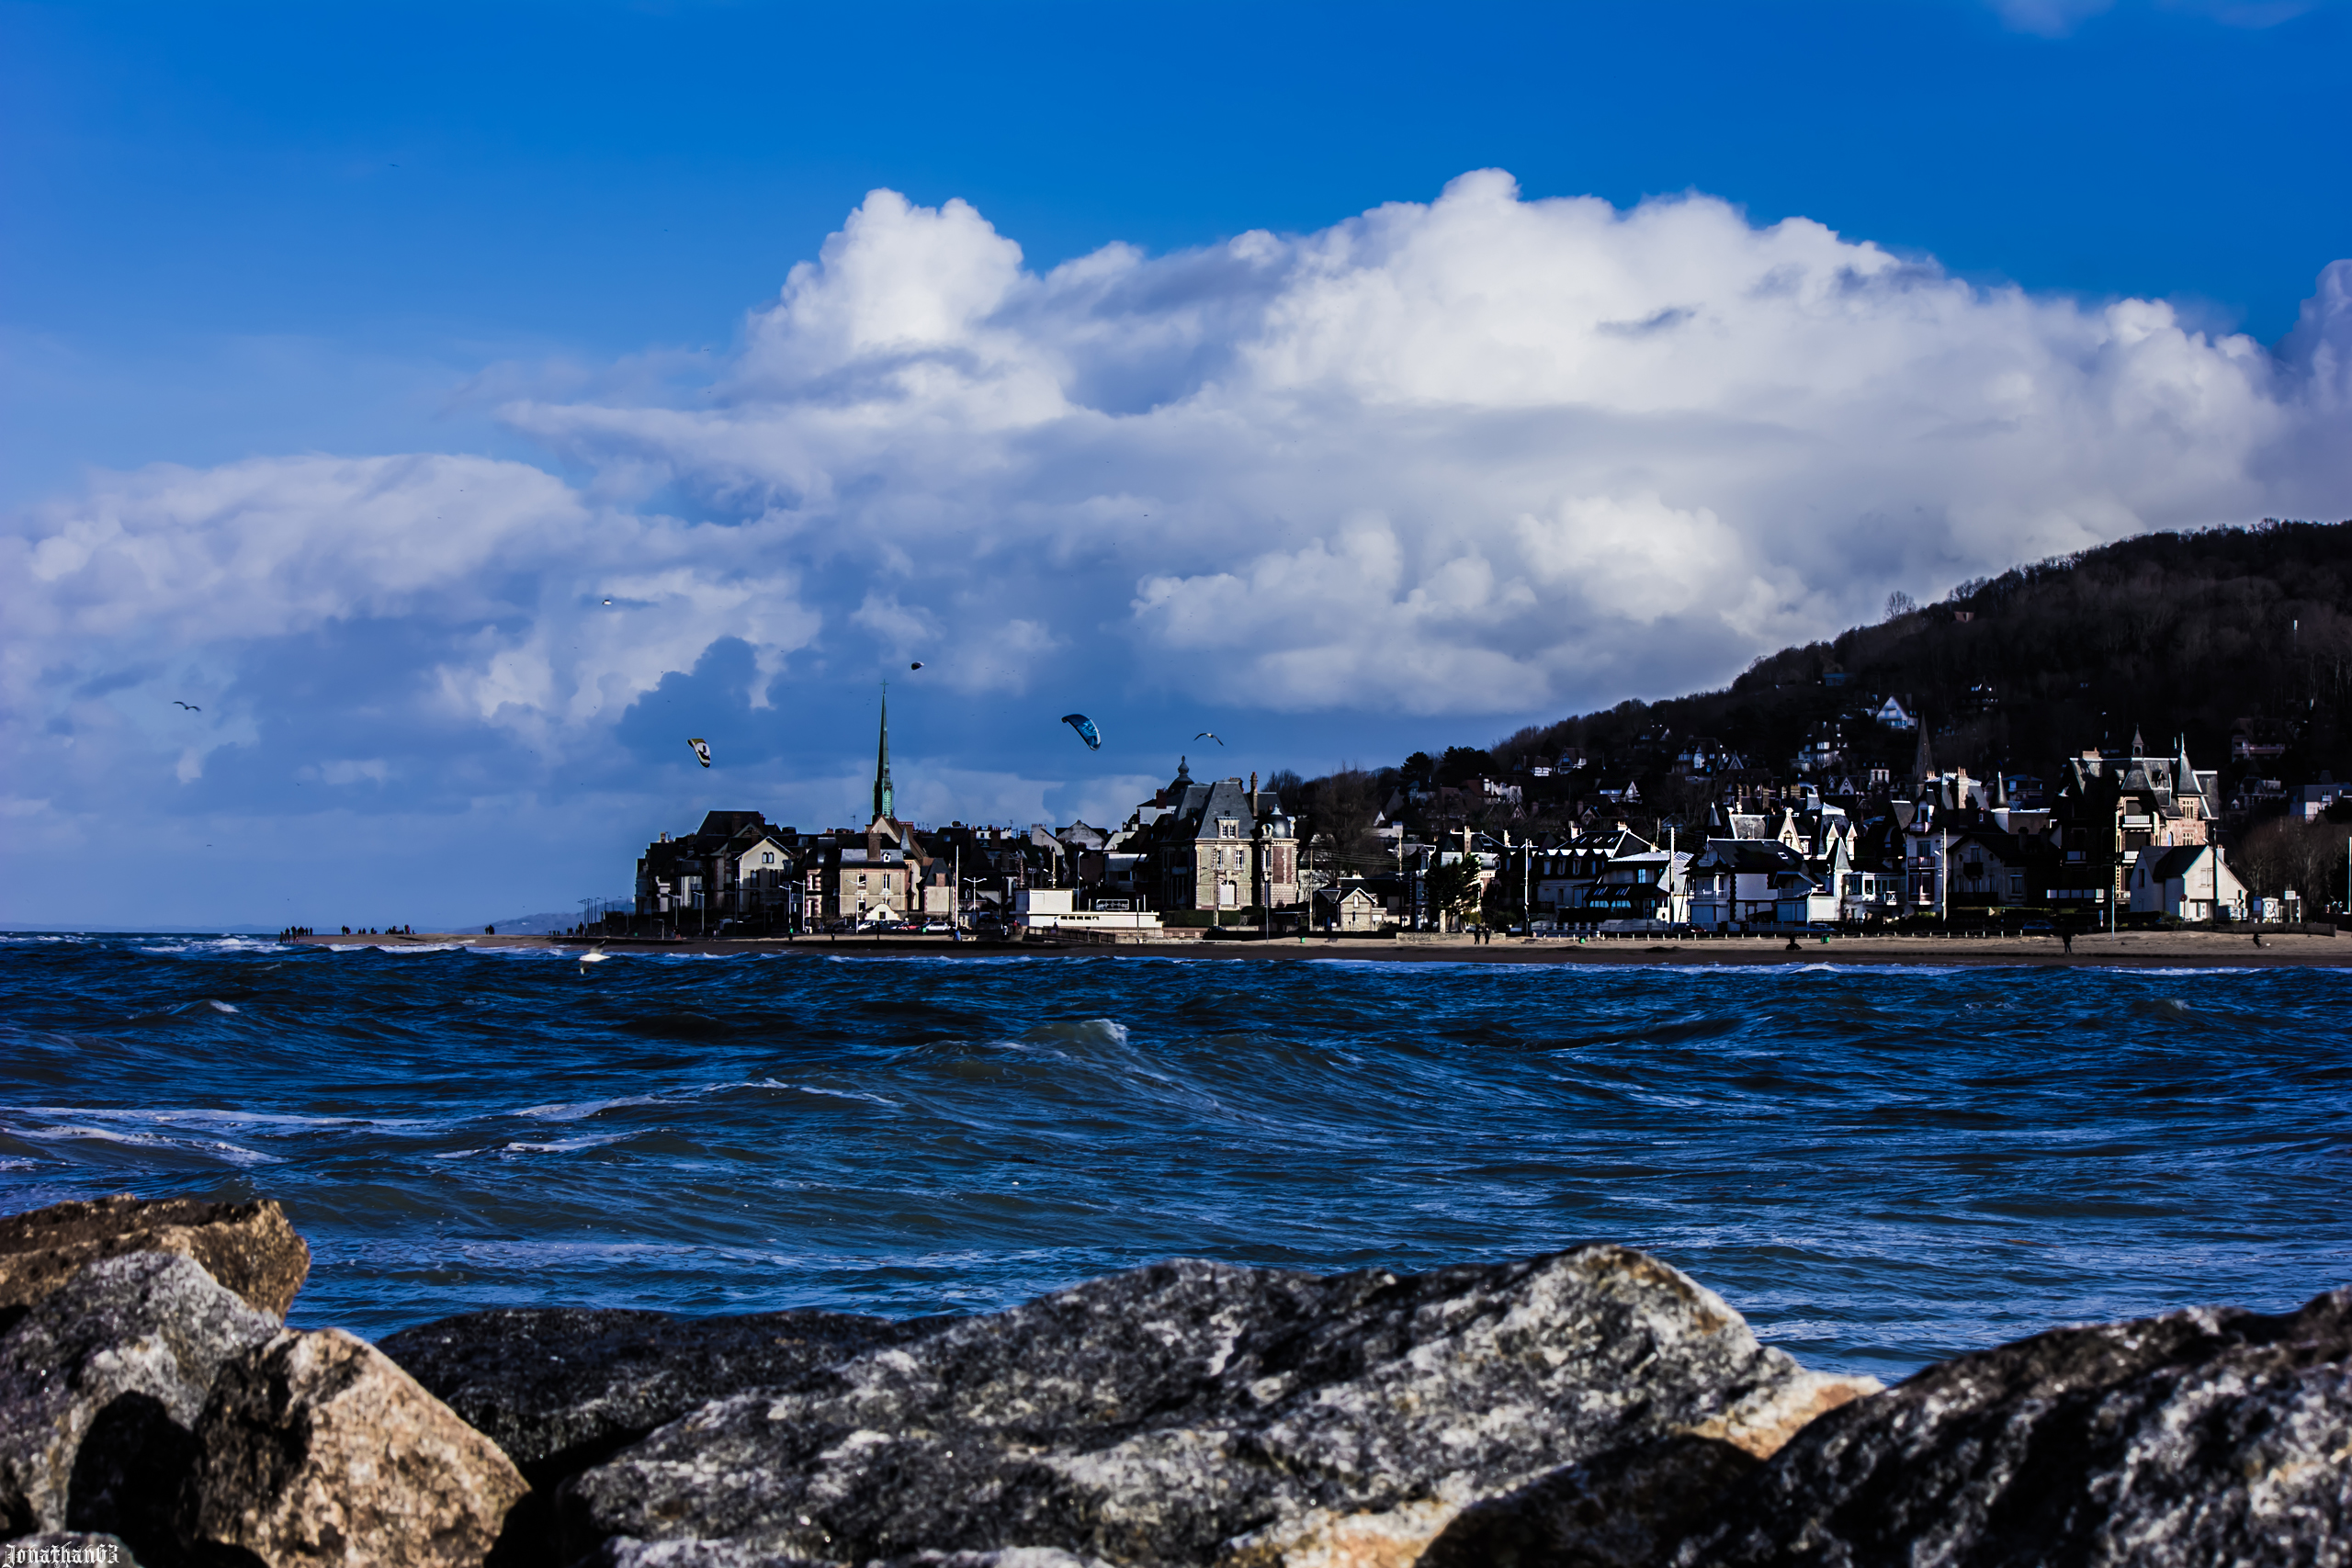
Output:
[
  {"xmin": 2129, "ymin": 844, "xmax": 2248, "ymax": 921},
  {"xmin": 1687, "ymin": 840, "xmax": 1807, "ymax": 929},
  {"xmin": 1012, "ymin": 888, "xmax": 1164, "ymax": 933}
]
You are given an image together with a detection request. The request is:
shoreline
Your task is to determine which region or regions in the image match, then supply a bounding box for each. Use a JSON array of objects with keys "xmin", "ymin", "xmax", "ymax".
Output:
[{"xmin": 290, "ymin": 927, "xmax": 2352, "ymax": 968}]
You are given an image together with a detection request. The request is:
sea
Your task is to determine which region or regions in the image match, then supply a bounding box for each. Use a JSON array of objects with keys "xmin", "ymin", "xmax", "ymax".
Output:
[{"xmin": 4, "ymin": 932, "xmax": 2346, "ymax": 1379}]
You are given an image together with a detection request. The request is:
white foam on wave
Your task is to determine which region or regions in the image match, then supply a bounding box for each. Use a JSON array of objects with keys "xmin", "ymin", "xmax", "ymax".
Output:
[
  {"xmin": 514, "ymin": 1092, "xmax": 673, "ymax": 1122},
  {"xmin": 1, "ymin": 1104, "xmax": 433, "ymax": 1139},
  {"xmin": 763, "ymin": 1080, "xmax": 899, "ymax": 1108},
  {"xmin": 327, "ymin": 942, "xmax": 471, "ymax": 955},
  {"xmin": 498, "ymin": 1132, "xmax": 633, "ymax": 1156},
  {"xmin": 5, "ymin": 1122, "xmax": 277, "ymax": 1166},
  {"xmin": 137, "ymin": 936, "xmax": 289, "ymax": 955},
  {"xmin": 1023, "ymin": 1017, "xmax": 1132, "ymax": 1048}
]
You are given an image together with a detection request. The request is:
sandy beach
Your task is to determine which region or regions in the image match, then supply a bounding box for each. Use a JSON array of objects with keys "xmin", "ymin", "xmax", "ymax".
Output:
[{"xmin": 298, "ymin": 927, "xmax": 2349, "ymax": 968}]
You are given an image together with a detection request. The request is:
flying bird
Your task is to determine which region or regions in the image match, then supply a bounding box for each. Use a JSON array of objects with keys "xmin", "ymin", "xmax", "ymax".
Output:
[
  {"xmin": 603, "ymin": 598, "xmax": 614, "ymax": 605},
  {"xmin": 910, "ymin": 660, "xmax": 924, "ymax": 671},
  {"xmin": 1194, "ymin": 730, "xmax": 1223, "ymax": 745},
  {"xmin": 1060, "ymin": 714, "xmax": 1102, "ymax": 751},
  {"xmin": 174, "ymin": 701, "xmax": 201, "ymax": 711},
  {"xmin": 687, "ymin": 737, "xmax": 712, "ymax": 768}
]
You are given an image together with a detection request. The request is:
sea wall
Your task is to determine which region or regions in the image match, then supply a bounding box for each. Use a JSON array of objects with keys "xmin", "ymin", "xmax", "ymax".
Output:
[{"xmin": 2, "ymin": 1196, "xmax": 2345, "ymax": 1567}]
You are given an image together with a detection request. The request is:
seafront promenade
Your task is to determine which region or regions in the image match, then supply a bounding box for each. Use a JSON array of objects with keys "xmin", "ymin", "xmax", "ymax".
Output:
[{"xmin": 295, "ymin": 927, "xmax": 2351, "ymax": 967}]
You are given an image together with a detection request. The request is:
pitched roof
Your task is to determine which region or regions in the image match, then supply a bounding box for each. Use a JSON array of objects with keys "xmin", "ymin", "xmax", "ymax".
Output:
[
  {"xmin": 1692, "ymin": 839, "xmax": 1806, "ymax": 872},
  {"xmin": 2138, "ymin": 843, "xmax": 2211, "ymax": 882}
]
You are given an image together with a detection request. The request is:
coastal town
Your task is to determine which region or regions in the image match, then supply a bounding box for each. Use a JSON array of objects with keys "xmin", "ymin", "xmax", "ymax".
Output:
[{"xmin": 589, "ymin": 687, "xmax": 2351, "ymax": 944}]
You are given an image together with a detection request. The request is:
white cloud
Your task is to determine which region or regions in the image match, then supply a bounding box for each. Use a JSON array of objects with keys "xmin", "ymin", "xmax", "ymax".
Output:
[
  {"xmin": 6, "ymin": 172, "xmax": 2346, "ymax": 804},
  {"xmin": 501, "ymin": 172, "xmax": 2342, "ymax": 717},
  {"xmin": 3, "ymin": 451, "xmax": 824, "ymax": 752}
]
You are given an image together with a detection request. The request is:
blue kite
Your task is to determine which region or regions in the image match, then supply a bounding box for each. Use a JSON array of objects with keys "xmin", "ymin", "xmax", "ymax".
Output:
[{"xmin": 1060, "ymin": 714, "xmax": 1102, "ymax": 750}]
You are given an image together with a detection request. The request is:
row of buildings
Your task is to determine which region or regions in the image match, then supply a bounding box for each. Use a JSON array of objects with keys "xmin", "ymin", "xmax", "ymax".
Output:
[
  {"xmin": 615, "ymin": 701, "xmax": 2309, "ymax": 939},
  {"xmin": 622, "ymin": 699, "xmax": 1305, "ymax": 937}
]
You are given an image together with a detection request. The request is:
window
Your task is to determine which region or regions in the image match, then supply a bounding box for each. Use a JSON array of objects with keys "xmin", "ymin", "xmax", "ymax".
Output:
[
  {"xmin": 761, "ymin": 852, "xmax": 775, "ymax": 864},
  {"xmin": 857, "ymin": 873, "xmax": 867, "ymax": 886},
  {"xmin": 1218, "ymin": 820, "xmax": 1240, "ymax": 838}
]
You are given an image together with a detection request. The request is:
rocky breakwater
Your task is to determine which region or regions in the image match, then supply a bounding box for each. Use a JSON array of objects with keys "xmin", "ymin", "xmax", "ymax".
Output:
[
  {"xmin": 0, "ymin": 1195, "xmax": 521, "ymax": 1568},
  {"xmin": 3, "ymin": 1194, "xmax": 2346, "ymax": 1568}
]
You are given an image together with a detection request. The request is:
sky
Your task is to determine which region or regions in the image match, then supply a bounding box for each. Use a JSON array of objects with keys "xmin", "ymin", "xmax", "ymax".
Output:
[{"xmin": 5, "ymin": 0, "xmax": 2349, "ymax": 928}]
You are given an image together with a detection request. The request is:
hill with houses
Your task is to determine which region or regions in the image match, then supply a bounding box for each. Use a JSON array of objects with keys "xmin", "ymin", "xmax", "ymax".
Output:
[{"xmin": 1484, "ymin": 517, "xmax": 2352, "ymax": 809}]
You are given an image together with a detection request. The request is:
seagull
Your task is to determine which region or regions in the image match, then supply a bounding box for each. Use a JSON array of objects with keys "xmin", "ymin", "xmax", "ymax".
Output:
[
  {"xmin": 174, "ymin": 701, "xmax": 201, "ymax": 711},
  {"xmin": 603, "ymin": 598, "xmax": 613, "ymax": 605},
  {"xmin": 1194, "ymin": 730, "xmax": 1224, "ymax": 745},
  {"xmin": 910, "ymin": 660, "xmax": 924, "ymax": 671}
]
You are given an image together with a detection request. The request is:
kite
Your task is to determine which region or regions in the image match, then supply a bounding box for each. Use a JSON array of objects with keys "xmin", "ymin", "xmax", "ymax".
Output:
[
  {"xmin": 174, "ymin": 701, "xmax": 201, "ymax": 712},
  {"xmin": 1060, "ymin": 714, "xmax": 1102, "ymax": 750},
  {"xmin": 687, "ymin": 738, "xmax": 713, "ymax": 768},
  {"xmin": 1194, "ymin": 730, "xmax": 1223, "ymax": 745}
]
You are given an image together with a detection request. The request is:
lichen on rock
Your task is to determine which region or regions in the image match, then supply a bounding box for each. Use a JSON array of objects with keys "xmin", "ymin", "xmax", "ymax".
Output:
[
  {"xmin": 0, "ymin": 1195, "xmax": 310, "ymax": 1324},
  {"xmin": 0, "ymin": 1251, "xmax": 276, "ymax": 1558},
  {"xmin": 182, "ymin": 1327, "xmax": 528, "ymax": 1568},
  {"xmin": 557, "ymin": 1245, "xmax": 1869, "ymax": 1567},
  {"xmin": 1675, "ymin": 1285, "xmax": 2352, "ymax": 1568}
]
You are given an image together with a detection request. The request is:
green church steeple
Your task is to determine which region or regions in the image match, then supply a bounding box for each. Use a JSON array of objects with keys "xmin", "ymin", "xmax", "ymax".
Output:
[{"xmin": 873, "ymin": 685, "xmax": 894, "ymax": 822}]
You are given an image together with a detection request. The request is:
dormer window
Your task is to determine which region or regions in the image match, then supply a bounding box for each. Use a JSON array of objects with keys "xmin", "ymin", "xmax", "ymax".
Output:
[{"xmin": 1218, "ymin": 819, "xmax": 1240, "ymax": 838}]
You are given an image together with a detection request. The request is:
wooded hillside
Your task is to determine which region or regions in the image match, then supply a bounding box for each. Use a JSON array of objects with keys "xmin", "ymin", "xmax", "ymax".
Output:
[{"xmin": 1493, "ymin": 518, "xmax": 2352, "ymax": 792}]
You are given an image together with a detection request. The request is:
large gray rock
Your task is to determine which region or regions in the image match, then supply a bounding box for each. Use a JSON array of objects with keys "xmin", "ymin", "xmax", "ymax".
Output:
[
  {"xmin": 0, "ymin": 1196, "xmax": 310, "ymax": 1325},
  {"xmin": 183, "ymin": 1326, "xmax": 528, "ymax": 1568},
  {"xmin": 1675, "ymin": 1285, "xmax": 2352, "ymax": 1568},
  {"xmin": 559, "ymin": 1246, "xmax": 1877, "ymax": 1568},
  {"xmin": 0, "ymin": 1252, "xmax": 275, "ymax": 1560},
  {"xmin": 379, "ymin": 1305, "xmax": 945, "ymax": 1485}
]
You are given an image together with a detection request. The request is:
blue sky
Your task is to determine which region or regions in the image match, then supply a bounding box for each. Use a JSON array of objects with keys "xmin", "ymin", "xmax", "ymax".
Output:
[{"xmin": 5, "ymin": 0, "xmax": 2348, "ymax": 927}]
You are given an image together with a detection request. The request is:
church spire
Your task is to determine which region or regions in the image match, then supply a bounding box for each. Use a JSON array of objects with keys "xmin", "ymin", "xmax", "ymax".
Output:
[
  {"xmin": 1912, "ymin": 717, "xmax": 1936, "ymax": 787},
  {"xmin": 873, "ymin": 685, "xmax": 894, "ymax": 822}
]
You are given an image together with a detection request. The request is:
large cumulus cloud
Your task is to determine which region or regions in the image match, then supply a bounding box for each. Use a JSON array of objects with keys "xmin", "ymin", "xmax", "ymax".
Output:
[
  {"xmin": 504, "ymin": 170, "xmax": 2338, "ymax": 718},
  {"xmin": 6, "ymin": 171, "xmax": 2347, "ymax": 832}
]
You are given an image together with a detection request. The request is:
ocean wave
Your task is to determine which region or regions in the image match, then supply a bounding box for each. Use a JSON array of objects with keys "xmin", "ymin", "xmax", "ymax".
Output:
[
  {"xmin": 136, "ymin": 936, "xmax": 290, "ymax": 955},
  {"xmin": 514, "ymin": 1092, "xmax": 674, "ymax": 1122},
  {"xmin": 4, "ymin": 1122, "xmax": 277, "ymax": 1166}
]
